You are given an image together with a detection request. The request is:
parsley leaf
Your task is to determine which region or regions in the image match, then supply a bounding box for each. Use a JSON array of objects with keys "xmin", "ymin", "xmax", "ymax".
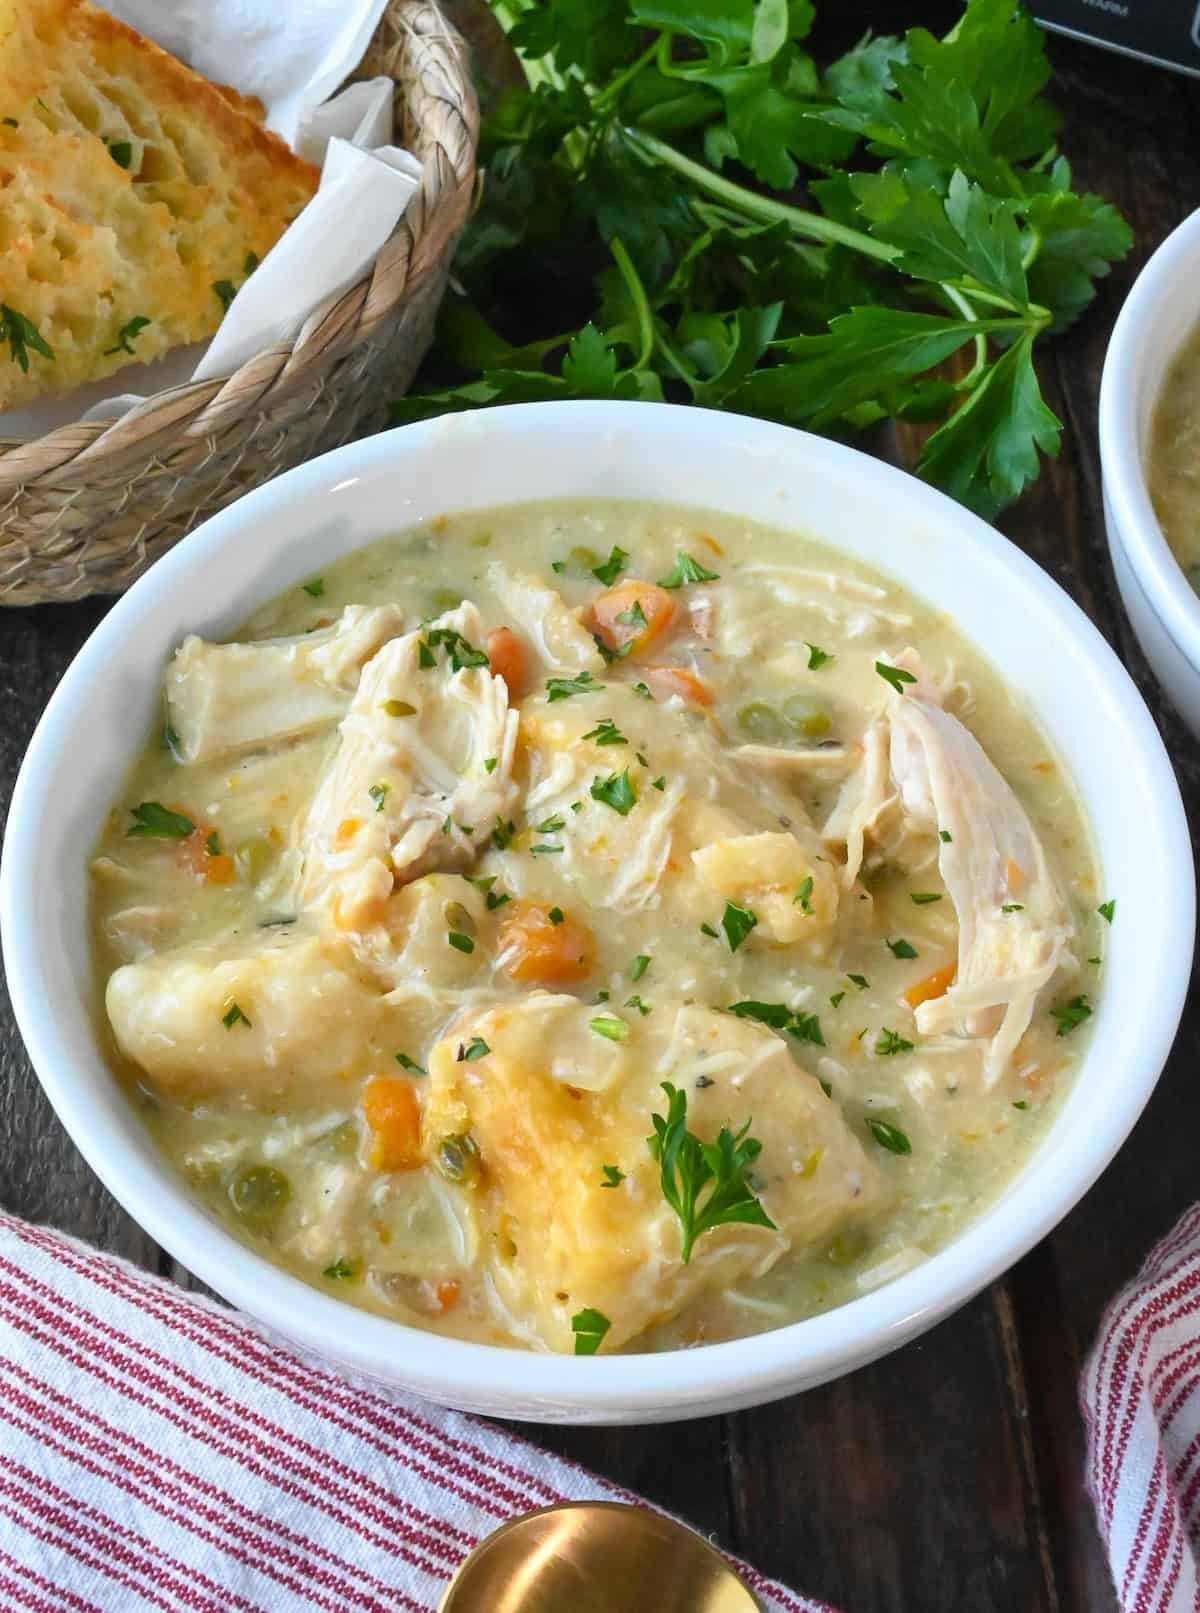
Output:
[
  {"xmin": 876, "ymin": 661, "xmax": 917, "ymax": 695},
  {"xmin": 658, "ymin": 550, "xmax": 720, "ymax": 588},
  {"xmin": 601, "ymin": 1164, "xmax": 625, "ymax": 1187},
  {"xmin": 127, "ymin": 801, "xmax": 194, "ymax": 839},
  {"xmin": 630, "ymin": 953, "xmax": 651, "ymax": 980},
  {"xmin": 1097, "ymin": 899, "xmax": 1115, "ymax": 925},
  {"xmin": 875, "ymin": 1027, "xmax": 914, "ymax": 1056},
  {"xmin": 721, "ymin": 900, "xmax": 757, "ymax": 952},
  {"xmin": 322, "ymin": 1257, "xmax": 356, "ymax": 1279},
  {"xmin": 886, "ymin": 937, "xmax": 918, "ymax": 959},
  {"xmin": 866, "ymin": 1117, "xmax": 912, "ymax": 1153},
  {"xmin": 911, "ymin": 892, "xmax": 942, "ymax": 905},
  {"xmin": 222, "ymin": 1001, "xmax": 251, "ymax": 1029},
  {"xmin": 103, "ymin": 315, "xmax": 151, "ymax": 356},
  {"xmin": 457, "ymin": 1037, "xmax": 490, "ymax": 1060},
  {"xmin": 0, "ymin": 305, "xmax": 53, "ymax": 372},
  {"xmin": 806, "ymin": 642, "xmax": 832, "ymax": 670},
  {"xmin": 571, "ymin": 1307, "xmax": 612, "ymax": 1354},
  {"xmin": 592, "ymin": 545, "xmax": 629, "ymax": 584},
  {"xmin": 448, "ymin": 930, "xmax": 475, "ymax": 954},
  {"xmin": 1051, "ymin": 995, "xmax": 1092, "ymax": 1037},
  {"xmin": 395, "ymin": 1053, "xmax": 427, "ymax": 1075},
  {"xmin": 582, "ymin": 717, "xmax": 628, "ymax": 745},
  {"xmin": 547, "ymin": 671, "xmax": 603, "ymax": 702},
  {"xmin": 590, "ymin": 767, "xmax": 637, "ymax": 814},
  {"xmin": 591, "ymin": 1014, "xmax": 629, "ymax": 1040},
  {"xmin": 648, "ymin": 1081, "xmax": 776, "ymax": 1264}
]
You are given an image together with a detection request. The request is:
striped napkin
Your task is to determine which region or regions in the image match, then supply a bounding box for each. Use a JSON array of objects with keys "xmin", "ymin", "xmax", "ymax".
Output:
[
  {"xmin": 1082, "ymin": 1203, "xmax": 1200, "ymax": 1612},
  {"xmin": 0, "ymin": 1211, "xmax": 822, "ymax": 1613}
]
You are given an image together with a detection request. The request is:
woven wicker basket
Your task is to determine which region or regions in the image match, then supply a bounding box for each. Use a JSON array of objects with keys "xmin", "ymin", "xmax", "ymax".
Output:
[{"xmin": 0, "ymin": 0, "xmax": 478, "ymax": 607}]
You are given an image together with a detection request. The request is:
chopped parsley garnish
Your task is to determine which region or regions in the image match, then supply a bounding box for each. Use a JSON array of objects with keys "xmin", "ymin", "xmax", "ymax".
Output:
[
  {"xmin": 457, "ymin": 1037, "xmax": 490, "ymax": 1061},
  {"xmin": 721, "ymin": 901, "xmax": 757, "ymax": 952},
  {"xmin": 1, "ymin": 117, "xmax": 17, "ymax": 127},
  {"xmin": 600, "ymin": 1165, "xmax": 625, "ymax": 1188},
  {"xmin": 483, "ymin": 756, "xmax": 497, "ymax": 773},
  {"xmin": 866, "ymin": 1117, "xmax": 912, "ymax": 1154},
  {"xmin": 635, "ymin": 751, "xmax": 648, "ymax": 766},
  {"xmin": 590, "ymin": 1015, "xmax": 629, "ymax": 1041},
  {"xmin": 594, "ymin": 636, "xmax": 633, "ymax": 664},
  {"xmin": 536, "ymin": 815, "xmax": 566, "ymax": 833},
  {"xmin": 395, "ymin": 1053, "xmax": 426, "ymax": 1074},
  {"xmin": 1, "ymin": 305, "xmax": 53, "ymax": 371},
  {"xmin": 105, "ymin": 138, "xmax": 133, "ymax": 169},
  {"xmin": 700, "ymin": 922, "xmax": 719, "ymax": 938},
  {"xmin": 531, "ymin": 842, "xmax": 564, "ymax": 855},
  {"xmin": 590, "ymin": 767, "xmax": 637, "ymax": 815},
  {"xmin": 940, "ymin": 830, "xmax": 953, "ymax": 843},
  {"xmin": 830, "ymin": 991, "xmax": 846, "ymax": 1008},
  {"xmin": 615, "ymin": 599, "xmax": 648, "ymax": 629},
  {"xmin": 630, "ymin": 954, "xmax": 650, "ymax": 981},
  {"xmin": 1088, "ymin": 955, "xmax": 1101, "ymax": 966},
  {"xmin": 244, "ymin": 250, "xmax": 260, "ymax": 276},
  {"xmin": 416, "ymin": 640, "xmax": 436, "ymax": 669},
  {"xmin": 911, "ymin": 892, "xmax": 942, "ymax": 905},
  {"xmin": 658, "ymin": 551, "xmax": 720, "ymax": 589},
  {"xmin": 302, "ymin": 577, "xmax": 326, "ymax": 598},
  {"xmin": 205, "ymin": 831, "xmax": 221, "ymax": 856},
  {"xmin": 648, "ymin": 1082, "xmax": 775, "ymax": 1264},
  {"xmin": 212, "ymin": 279, "xmax": 238, "ymax": 312},
  {"xmin": 886, "ymin": 937, "xmax": 918, "ymax": 959},
  {"xmin": 847, "ymin": 973, "xmax": 869, "ymax": 990},
  {"xmin": 222, "ymin": 1002, "xmax": 251, "ymax": 1029},
  {"xmin": 591, "ymin": 545, "xmax": 629, "ymax": 585},
  {"xmin": 1098, "ymin": 899, "xmax": 1116, "ymax": 925},
  {"xmin": 547, "ymin": 670, "xmax": 602, "ymax": 701},
  {"xmin": 806, "ymin": 643, "xmax": 832, "ymax": 671},
  {"xmin": 633, "ymin": 681, "xmax": 652, "ymax": 699},
  {"xmin": 571, "ymin": 1307, "xmax": 611, "ymax": 1355},
  {"xmin": 793, "ymin": 875, "xmax": 814, "ymax": 913},
  {"xmin": 368, "ymin": 783, "xmax": 389, "ymax": 812},
  {"xmin": 583, "ymin": 717, "xmax": 627, "ymax": 746},
  {"xmin": 491, "ymin": 817, "xmax": 515, "ymax": 851},
  {"xmin": 1051, "ymin": 995, "xmax": 1092, "ymax": 1037},
  {"xmin": 322, "ymin": 1258, "xmax": 356, "ymax": 1280},
  {"xmin": 103, "ymin": 315, "xmax": 150, "ymax": 356},
  {"xmin": 651, "ymin": 775, "xmax": 666, "ymax": 791},
  {"xmin": 874, "ymin": 1028, "xmax": 914, "ymax": 1056},
  {"xmin": 426, "ymin": 625, "xmax": 490, "ymax": 672},
  {"xmin": 1012, "ymin": 1100, "xmax": 1029, "ymax": 1111},
  {"xmin": 127, "ymin": 801, "xmax": 194, "ymax": 839},
  {"xmin": 727, "ymin": 1000, "xmax": 824, "ymax": 1046},
  {"xmin": 625, "ymin": 994, "xmax": 651, "ymax": 1015},
  {"xmin": 163, "ymin": 722, "xmax": 182, "ymax": 757},
  {"xmin": 876, "ymin": 662, "xmax": 918, "ymax": 695},
  {"xmin": 548, "ymin": 906, "xmax": 564, "ymax": 925},
  {"xmin": 486, "ymin": 889, "xmax": 511, "ymax": 911},
  {"xmin": 447, "ymin": 931, "xmax": 475, "ymax": 954},
  {"xmin": 1001, "ymin": 903, "xmax": 1024, "ymax": 913}
]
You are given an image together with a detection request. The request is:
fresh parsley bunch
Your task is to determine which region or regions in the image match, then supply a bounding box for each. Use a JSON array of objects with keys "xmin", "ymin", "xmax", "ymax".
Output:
[{"xmin": 394, "ymin": 0, "xmax": 1132, "ymax": 518}]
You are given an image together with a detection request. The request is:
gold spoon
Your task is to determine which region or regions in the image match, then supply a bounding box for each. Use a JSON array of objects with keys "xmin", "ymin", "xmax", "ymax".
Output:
[{"xmin": 438, "ymin": 1500, "xmax": 761, "ymax": 1611}]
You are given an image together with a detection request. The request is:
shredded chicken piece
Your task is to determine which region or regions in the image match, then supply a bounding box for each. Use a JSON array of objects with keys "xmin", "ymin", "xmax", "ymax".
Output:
[
  {"xmin": 822, "ymin": 719, "xmax": 893, "ymax": 887},
  {"xmin": 165, "ymin": 604, "xmax": 407, "ymax": 764},
  {"xmin": 887, "ymin": 681, "xmax": 1074, "ymax": 1084},
  {"xmin": 486, "ymin": 563, "xmax": 603, "ymax": 675},
  {"xmin": 296, "ymin": 604, "xmax": 519, "ymax": 929}
]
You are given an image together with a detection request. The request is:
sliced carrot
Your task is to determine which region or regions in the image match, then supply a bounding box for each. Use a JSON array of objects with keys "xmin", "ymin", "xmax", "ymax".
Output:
[
  {"xmin": 335, "ymin": 817, "xmax": 362, "ymax": 849},
  {"xmin": 486, "ymin": 626, "xmax": 529, "ymax": 698},
  {"xmin": 904, "ymin": 961, "xmax": 957, "ymax": 1010},
  {"xmin": 499, "ymin": 900, "xmax": 595, "ymax": 984},
  {"xmin": 1004, "ymin": 857, "xmax": 1026, "ymax": 894},
  {"xmin": 644, "ymin": 665, "xmax": 713, "ymax": 706},
  {"xmin": 205, "ymin": 853, "xmax": 235, "ymax": 886},
  {"xmin": 362, "ymin": 1076, "xmax": 424, "ymax": 1172},
  {"xmin": 586, "ymin": 579, "xmax": 677, "ymax": 660},
  {"xmin": 434, "ymin": 1280, "xmax": 461, "ymax": 1313}
]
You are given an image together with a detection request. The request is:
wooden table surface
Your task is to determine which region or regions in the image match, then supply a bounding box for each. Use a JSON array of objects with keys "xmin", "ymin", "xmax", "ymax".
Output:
[{"xmin": 3, "ymin": 11, "xmax": 1199, "ymax": 1611}]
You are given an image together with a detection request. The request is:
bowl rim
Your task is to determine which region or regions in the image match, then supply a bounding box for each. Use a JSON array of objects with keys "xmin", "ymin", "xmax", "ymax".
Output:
[
  {"xmin": 1099, "ymin": 203, "xmax": 1200, "ymax": 667},
  {"xmin": 2, "ymin": 400, "xmax": 1192, "ymax": 1419}
]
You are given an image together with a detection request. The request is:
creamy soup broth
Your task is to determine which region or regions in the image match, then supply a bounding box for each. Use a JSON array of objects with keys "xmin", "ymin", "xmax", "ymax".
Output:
[
  {"xmin": 91, "ymin": 503, "xmax": 1103, "ymax": 1353},
  {"xmin": 1150, "ymin": 321, "xmax": 1200, "ymax": 589}
]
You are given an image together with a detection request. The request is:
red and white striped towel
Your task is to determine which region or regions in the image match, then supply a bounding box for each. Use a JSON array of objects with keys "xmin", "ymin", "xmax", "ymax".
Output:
[
  {"xmin": 1082, "ymin": 1203, "xmax": 1200, "ymax": 1612},
  {"xmin": 0, "ymin": 1211, "xmax": 825, "ymax": 1613}
]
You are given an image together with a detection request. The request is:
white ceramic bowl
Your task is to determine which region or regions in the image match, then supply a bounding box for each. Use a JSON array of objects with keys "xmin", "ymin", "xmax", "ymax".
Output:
[
  {"xmin": 1101, "ymin": 205, "xmax": 1200, "ymax": 735},
  {"xmin": 2, "ymin": 403, "xmax": 1192, "ymax": 1424}
]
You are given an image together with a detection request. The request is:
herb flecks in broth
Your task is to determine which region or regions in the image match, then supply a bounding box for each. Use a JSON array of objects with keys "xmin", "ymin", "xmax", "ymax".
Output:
[{"xmin": 91, "ymin": 501, "xmax": 1099, "ymax": 1354}]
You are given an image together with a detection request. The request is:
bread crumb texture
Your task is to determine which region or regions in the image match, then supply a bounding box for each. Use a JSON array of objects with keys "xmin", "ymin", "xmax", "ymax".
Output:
[{"xmin": 0, "ymin": 0, "xmax": 320, "ymax": 408}]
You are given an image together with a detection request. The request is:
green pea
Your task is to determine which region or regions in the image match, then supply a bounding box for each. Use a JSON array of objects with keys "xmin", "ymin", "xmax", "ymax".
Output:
[
  {"xmin": 782, "ymin": 694, "xmax": 832, "ymax": 740},
  {"xmin": 568, "ymin": 545, "xmax": 601, "ymax": 576},
  {"xmin": 435, "ymin": 1133, "xmax": 481, "ymax": 1186},
  {"xmin": 737, "ymin": 703, "xmax": 789, "ymax": 744},
  {"xmin": 229, "ymin": 1165, "xmax": 290, "ymax": 1228},
  {"xmin": 443, "ymin": 901, "xmax": 476, "ymax": 937},
  {"xmin": 235, "ymin": 836, "xmax": 276, "ymax": 885}
]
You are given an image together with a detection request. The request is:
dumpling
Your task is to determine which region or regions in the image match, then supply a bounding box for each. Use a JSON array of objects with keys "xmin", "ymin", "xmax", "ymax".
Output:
[{"xmin": 423, "ymin": 993, "xmax": 882, "ymax": 1351}]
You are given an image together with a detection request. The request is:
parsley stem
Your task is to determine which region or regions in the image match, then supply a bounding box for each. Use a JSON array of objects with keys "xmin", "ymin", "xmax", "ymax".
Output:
[
  {"xmin": 939, "ymin": 283, "xmax": 988, "ymax": 388},
  {"xmin": 610, "ymin": 236, "xmax": 654, "ymax": 368},
  {"xmin": 593, "ymin": 38, "xmax": 659, "ymax": 111},
  {"xmin": 622, "ymin": 127, "xmax": 900, "ymax": 265}
]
